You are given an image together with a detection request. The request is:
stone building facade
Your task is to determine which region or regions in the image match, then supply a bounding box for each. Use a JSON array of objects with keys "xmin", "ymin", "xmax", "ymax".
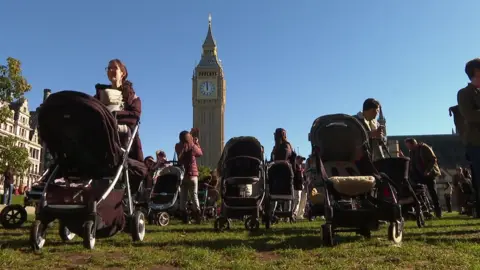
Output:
[{"xmin": 0, "ymin": 89, "xmax": 51, "ymax": 188}]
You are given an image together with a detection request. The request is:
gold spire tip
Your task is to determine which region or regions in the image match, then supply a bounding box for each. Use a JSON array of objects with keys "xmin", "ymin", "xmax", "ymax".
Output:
[{"xmin": 208, "ymin": 13, "xmax": 212, "ymax": 24}]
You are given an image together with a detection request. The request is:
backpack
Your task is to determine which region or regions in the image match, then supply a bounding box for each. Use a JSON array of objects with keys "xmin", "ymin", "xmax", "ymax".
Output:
[{"xmin": 449, "ymin": 105, "xmax": 465, "ymax": 137}]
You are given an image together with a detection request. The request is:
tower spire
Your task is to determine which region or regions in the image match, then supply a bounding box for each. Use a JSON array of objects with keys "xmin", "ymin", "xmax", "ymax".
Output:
[{"xmin": 203, "ymin": 13, "xmax": 216, "ymax": 48}]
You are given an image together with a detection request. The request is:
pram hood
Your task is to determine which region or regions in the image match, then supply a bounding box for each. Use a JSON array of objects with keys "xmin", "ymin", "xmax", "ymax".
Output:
[
  {"xmin": 219, "ymin": 136, "xmax": 264, "ymax": 164},
  {"xmin": 155, "ymin": 166, "xmax": 184, "ymax": 181},
  {"xmin": 309, "ymin": 114, "xmax": 370, "ymax": 162},
  {"xmin": 38, "ymin": 91, "xmax": 122, "ymax": 178}
]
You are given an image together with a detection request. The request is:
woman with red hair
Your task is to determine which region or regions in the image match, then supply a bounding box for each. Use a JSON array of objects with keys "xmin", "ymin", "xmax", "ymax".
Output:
[{"xmin": 95, "ymin": 59, "xmax": 144, "ymax": 162}]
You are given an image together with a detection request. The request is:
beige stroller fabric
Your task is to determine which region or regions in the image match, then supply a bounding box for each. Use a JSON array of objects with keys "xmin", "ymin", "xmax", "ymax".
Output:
[
  {"xmin": 322, "ymin": 161, "xmax": 376, "ymax": 197},
  {"xmin": 329, "ymin": 176, "xmax": 375, "ymax": 197}
]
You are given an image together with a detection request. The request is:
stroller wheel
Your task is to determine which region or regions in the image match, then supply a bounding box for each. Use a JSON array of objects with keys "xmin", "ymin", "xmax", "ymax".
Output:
[
  {"xmin": 59, "ymin": 221, "xmax": 76, "ymax": 242},
  {"xmin": 0, "ymin": 204, "xmax": 28, "ymax": 229},
  {"xmin": 244, "ymin": 216, "xmax": 260, "ymax": 232},
  {"xmin": 30, "ymin": 220, "xmax": 47, "ymax": 252},
  {"xmin": 131, "ymin": 210, "xmax": 146, "ymax": 242},
  {"xmin": 388, "ymin": 220, "xmax": 404, "ymax": 244},
  {"xmin": 322, "ymin": 224, "xmax": 335, "ymax": 247},
  {"xmin": 157, "ymin": 212, "xmax": 170, "ymax": 227},
  {"xmin": 82, "ymin": 220, "xmax": 96, "ymax": 250},
  {"xmin": 214, "ymin": 217, "xmax": 230, "ymax": 232},
  {"xmin": 416, "ymin": 212, "xmax": 425, "ymax": 228}
]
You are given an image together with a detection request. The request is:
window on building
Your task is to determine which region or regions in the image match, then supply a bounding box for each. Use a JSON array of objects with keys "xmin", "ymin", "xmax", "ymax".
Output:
[
  {"xmin": 8, "ymin": 125, "xmax": 12, "ymax": 132},
  {"xmin": 34, "ymin": 165, "xmax": 38, "ymax": 174}
]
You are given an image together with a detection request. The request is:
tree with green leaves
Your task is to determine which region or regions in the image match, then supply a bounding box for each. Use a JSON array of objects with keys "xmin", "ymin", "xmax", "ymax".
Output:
[
  {"xmin": 0, "ymin": 57, "xmax": 32, "ymax": 175},
  {"xmin": 198, "ymin": 165, "xmax": 211, "ymax": 181}
]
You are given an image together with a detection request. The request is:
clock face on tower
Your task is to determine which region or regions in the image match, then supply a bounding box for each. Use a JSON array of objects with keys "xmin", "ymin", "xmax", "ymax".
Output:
[{"xmin": 199, "ymin": 81, "xmax": 216, "ymax": 98}]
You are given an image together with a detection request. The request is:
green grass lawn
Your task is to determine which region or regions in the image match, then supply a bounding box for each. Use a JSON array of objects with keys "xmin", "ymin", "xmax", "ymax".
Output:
[
  {"xmin": 0, "ymin": 195, "xmax": 24, "ymax": 206},
  {"xmin": 1, "ymin": 213, "xmax": 480, "ymax": 270}
]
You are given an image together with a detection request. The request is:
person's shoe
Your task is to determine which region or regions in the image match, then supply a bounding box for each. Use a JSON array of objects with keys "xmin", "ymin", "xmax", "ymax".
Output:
[{"xmin": 435, "ymin": 208, "xmax": 442, "ymax": 218}]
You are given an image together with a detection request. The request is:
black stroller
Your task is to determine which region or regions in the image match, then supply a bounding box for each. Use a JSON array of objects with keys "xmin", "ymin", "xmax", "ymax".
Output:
[
  {"xmin": 148, "ymin": 163, "xmax": 184, "ymax": 226},
  {"xmin": 373, "ymin": 157, "xmax": 427, "ymax": 228},
  {"xmin": 30, "ymin": 91, "xmax": 147, "ymax": 251},
  {"xmin": 309, "ymin": 114, "xmax": 405, "ymax": 246},
  {"xmin": 214, "ymin": 136, "xmax": 266, "ymax": 232},
  {"xmin": 263, "ymin": 160, "xmax": 295, "ymax": 229}
]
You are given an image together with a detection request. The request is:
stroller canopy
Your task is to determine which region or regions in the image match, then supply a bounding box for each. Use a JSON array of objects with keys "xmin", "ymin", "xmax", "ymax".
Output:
[
  {"xmin": 218, "ymin": 136, "xmax": 264, "ymax": 167},
  {"xmin": 38, "ymin": 91, "xmax": 123, "ymax": 177},
  {"xmin": 309, "ymin": 114, "xmax": 369, "ymax": 162}
]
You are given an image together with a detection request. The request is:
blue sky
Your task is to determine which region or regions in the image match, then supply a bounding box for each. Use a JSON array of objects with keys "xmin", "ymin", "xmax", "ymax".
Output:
[{"xmin": 0, "ymin": 1, "xmax": 477, "ymax": 159}]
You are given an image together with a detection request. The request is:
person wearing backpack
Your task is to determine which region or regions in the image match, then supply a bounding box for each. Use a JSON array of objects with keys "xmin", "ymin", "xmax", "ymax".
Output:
[{"xmin": 457, "ymin": 58, "xmax": 480, "ymax": 218}]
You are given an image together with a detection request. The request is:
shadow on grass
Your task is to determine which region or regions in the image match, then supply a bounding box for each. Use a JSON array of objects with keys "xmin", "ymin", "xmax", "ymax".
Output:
[
  {"xmin": 0, "ymin": 239, "xmax": 31, "ymax": 250},
  {"xmin": 135, "ymin": 233, "xmax": 361, "ymax": 251},
  {"xmin": 407, "ymin": 229, "xmax": 480, "ymax": 238}
]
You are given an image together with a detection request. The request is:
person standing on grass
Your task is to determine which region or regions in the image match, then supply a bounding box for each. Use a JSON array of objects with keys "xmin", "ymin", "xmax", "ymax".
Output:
[
  {"xmin": 175, "ymin": 130, "xmax": 203, "ymax": 224},
  {"xmin": 457, "ymin": 58, "xmax": 480, "ymax": 218},
  {"xmin": 444, "ymin": 181, "xmax": 453, "ymax": 213},
  {"xmin": 405, "ymin": 138, "xmax": 442, "ymax": 218},
  {"xmin": 2, "ymin": 167, "xmax": 14, "ymax": 205}
]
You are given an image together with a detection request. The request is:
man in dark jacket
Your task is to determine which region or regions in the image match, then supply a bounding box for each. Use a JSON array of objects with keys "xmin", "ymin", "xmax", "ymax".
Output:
[
  {"xmin": 405, "ymin": 138, "xmax": 442, "ymax": 218},
  {"xmin": 457, "ymin": 58, "xmax": 480, "ymax": 217},
  {"xmin": 2, "ymin": 167, "xmax": 14, "ymax": 205}
]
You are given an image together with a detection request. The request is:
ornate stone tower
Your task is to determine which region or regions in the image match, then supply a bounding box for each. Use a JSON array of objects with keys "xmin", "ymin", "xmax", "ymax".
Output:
[{"xmin": 192, "ymin": 14, "xmax": 226, "ymax": 168}]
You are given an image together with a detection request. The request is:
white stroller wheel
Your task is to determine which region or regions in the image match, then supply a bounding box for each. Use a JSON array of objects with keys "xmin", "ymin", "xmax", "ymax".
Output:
[
  {"xmin": 59, "ymin": 222, "xmax": 76, "ymax": 242},
  {"xmin": 30, "ymin": 220, "xmax": 47, "ymax": 252},
  {"xmin": 388, "ymin": 220, "xmax": 404, "ymax": 244},
  {"xmin": 82, "ymin": 221, "xmax": 96, "ymax": 250},
  {"xmin": 132, "ymin": 210, "xmax": 146, "ymax": 242},
  {"xmin": 157, "ymin": 212, "xmax": 170, "ymax": 227}
]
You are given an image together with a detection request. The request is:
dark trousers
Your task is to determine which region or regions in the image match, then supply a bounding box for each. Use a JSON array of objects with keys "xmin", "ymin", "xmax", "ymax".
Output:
[
  {"xmin": 466, "ymin": 145, "xmax": 480, "ymax": 216},
  {"xmin": 444, "ymin": 194, "xmax": 452, "ymax": 213}
]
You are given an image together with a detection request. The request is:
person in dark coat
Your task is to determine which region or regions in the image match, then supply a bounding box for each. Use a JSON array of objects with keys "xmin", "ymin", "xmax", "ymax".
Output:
[
  {"xmin": 405, "ymin": 138, "xmax": 442, "ymax": 218},
  {"xmin": 94, "ymin": 59, "xmax": 144, "ymax": 162},
  {"xmin": 270, "ymin": 128, "xmax": 297, "ymax": 216},
  {"xmin": 2, "ymin": 167, "xmax": 14, "ymax": 205}
]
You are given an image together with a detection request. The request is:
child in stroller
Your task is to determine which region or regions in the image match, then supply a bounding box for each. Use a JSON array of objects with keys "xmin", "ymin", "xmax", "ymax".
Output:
[
  {"xmin": 309, "ymin": 114, "xmax": 405, "ymax": 246},
  {"xmin": 30, "ymin": 90, "xmax": 147, "ymax": 251}
]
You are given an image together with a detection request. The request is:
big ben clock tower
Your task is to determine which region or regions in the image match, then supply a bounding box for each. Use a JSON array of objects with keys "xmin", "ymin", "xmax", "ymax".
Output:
[{"xmin": 192, "ymin": 14, "xmax": 226, "ymax": 169}]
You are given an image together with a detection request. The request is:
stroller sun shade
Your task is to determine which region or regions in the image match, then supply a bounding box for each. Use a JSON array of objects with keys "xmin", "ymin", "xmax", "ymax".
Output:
[
  {"xmin": 309, "ymin": 114, "xmax": 369, "ymax": 162},
  {"xmin": 220, "ymin": 136, "xmax": 264, "ymax": 163},
  {"xmin": 38, "ymin": 91, "xmax": 123, "ymax": 178}
]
